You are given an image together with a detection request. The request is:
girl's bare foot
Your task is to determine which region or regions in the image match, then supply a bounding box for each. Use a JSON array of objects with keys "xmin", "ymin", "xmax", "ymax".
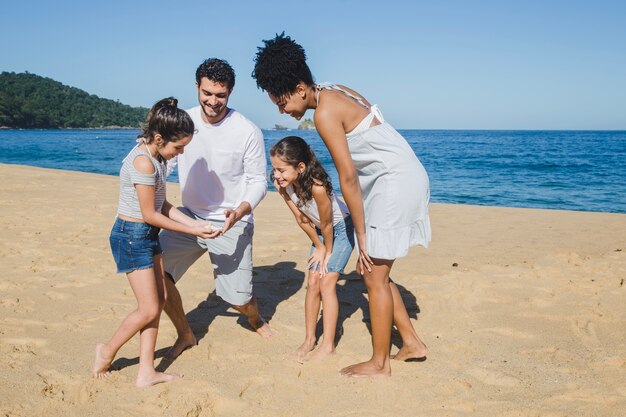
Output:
[
  {"xmin": 164, "ymin": 332, "xmax": 197, "ymax": 361},
  {"xmin": 340, "ymin": 359, "xmax": 391, "ymax": 378},
  {"xmin": 391, "ymin": 342, "xmax": 429, "ymax": 361},
  {"xmin": 136, "ymin": 371, "xmax": 183, "ymax": 388},
  {"xmin": 92, "ymin": 343, "xmax": 113, "ymax": 378},
  {"xmin": 304, "ymin": 345, "xmax": 334, "ymax": 362},
  {"xmin": 296, "ymin": 340, "xmax": 315, "ymax": 363}
]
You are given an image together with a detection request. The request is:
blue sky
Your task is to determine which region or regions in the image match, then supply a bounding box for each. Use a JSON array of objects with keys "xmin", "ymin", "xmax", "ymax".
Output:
[{"xmin": 1, "ymin": 0, "xmax": 625, "ymax": 129}]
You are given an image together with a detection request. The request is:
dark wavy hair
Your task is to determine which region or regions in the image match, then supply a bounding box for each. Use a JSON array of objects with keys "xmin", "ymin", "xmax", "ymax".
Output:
[
  {"xmin": 270, "ymin": 136, "xmax": 333, "ymax": 206},
  {"xmin": 137, "ymin": 97, "xmax": 194, "ymax": 145},
  {"xmin": 252, "ymin": 32, "xmax": 314, "ymax": 98},
  {"xmin": 196, "ymin": 58, "xmax": 236, "ymax": 90}
]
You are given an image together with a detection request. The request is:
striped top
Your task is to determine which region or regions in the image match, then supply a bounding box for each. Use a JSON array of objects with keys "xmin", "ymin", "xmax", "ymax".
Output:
[{"xmin": 116, "ymin": 142, "xmax": 167, "ymax": 219}]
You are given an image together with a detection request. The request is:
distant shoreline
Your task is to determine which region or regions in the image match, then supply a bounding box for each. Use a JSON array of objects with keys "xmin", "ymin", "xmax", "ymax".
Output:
[
  {"xmin": 0, "ymin": 126, "xmax": 140, "ymax": 130},
  {"xmin": 2, "ymin": 126, "xmax": 625, "ymax": 132}
]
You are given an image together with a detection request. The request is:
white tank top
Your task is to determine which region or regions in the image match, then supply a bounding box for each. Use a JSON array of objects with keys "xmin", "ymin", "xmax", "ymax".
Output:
[{"xmin": 286, "ymin": 184, "xmax": 349, "ymax": 228}]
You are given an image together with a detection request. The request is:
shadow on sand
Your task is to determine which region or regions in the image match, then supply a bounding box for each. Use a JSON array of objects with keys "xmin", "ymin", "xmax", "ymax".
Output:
[
  {"xmin": 311, "ymin": 272, "xmax": 422, "ymax": 353},
  {"xmin": 111, "ymin": 261, "xmax": 305, "ymax": 373},
  {"xmin": 110, "ymin": 265, "xmax": 422, "ymax": 372}
]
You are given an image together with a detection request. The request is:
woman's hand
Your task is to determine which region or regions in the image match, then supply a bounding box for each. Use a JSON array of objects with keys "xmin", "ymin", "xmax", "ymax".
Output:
[
  {"xmin": 308, "ymin": 245, "xmax": 327, "ymax": 276},
  {"xmin": 356, "ymin": 232, "xmax": 373, "ymax": 275}
]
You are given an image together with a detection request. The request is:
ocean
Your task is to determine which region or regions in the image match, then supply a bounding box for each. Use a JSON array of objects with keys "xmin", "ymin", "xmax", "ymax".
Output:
[{"xmin": 1, "ymin": 129, "xmax": 625, "ymax": 214}]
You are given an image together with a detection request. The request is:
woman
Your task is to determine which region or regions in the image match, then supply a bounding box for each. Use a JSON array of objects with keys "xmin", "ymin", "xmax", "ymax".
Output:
[{"xmin": 252, "ymin": 33, "xmax": 431, "ymax": 377}]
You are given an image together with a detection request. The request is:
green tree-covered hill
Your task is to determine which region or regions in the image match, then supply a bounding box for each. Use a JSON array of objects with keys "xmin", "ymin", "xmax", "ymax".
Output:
[{"xmin": 0, "ymin": 72, "xmax": 148, "ymax": 129}]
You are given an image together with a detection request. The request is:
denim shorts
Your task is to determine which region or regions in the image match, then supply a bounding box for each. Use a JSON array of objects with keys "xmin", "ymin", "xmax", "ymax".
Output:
[
  {"xmin": 309, "ymin": 216, "xmax": 355, "ymax": 274},
  {"xmin": 109, "ymin": 217, "xmax": 162, "ymax": 274}
]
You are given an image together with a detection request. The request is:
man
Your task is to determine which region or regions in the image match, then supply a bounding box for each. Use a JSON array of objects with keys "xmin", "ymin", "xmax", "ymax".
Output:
[{"xmin": 161, "ymin": 58, "xmax": 276, "ymax": 360}]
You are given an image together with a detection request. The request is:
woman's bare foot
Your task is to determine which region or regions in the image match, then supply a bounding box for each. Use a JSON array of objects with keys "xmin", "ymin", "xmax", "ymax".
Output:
[
  {"xmin": 340, "ymin": 359, "xmax": 391, "ymax": 378},
  {"xmin": 92, "ymin": 343, "xmax": 113, "ymax": 378},
  {"xmin": 135, "ymin": 371, "xmax": 183, "ymax": 388},
  {"xmin": 296, "ymin": 340, "xmax": 315, "ymax": 363},
  {"xmin": 391, "ymin": 342, "xmax": 429, "ymax": 361},
  {"xmin": 164, "ymin": 332, "xmax": 197, "ymax": 361},
  {"xmin": 304, "ymin": 345, "xmax": 334, "ymax": 362}
]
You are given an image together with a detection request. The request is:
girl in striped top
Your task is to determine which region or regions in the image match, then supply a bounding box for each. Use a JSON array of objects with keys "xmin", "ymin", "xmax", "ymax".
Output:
[{"xmin": 93, "ymin": 97, "xmax": 216, "ymax": 387}]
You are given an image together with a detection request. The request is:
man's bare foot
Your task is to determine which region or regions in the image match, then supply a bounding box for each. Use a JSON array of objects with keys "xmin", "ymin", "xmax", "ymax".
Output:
[
  {"xmin": 304, "ymin": 345, "xmax": 334, "ymax": 362},
  {"xmin": 135, "ymin": 371, "xmax": 183, "ymax": 388},
  {"xmin": 340, "ymin": 359, "xmax": 391, "ymax": 378},
  {"xmin": 296, "ymin": 340, "xmax": 315, "ymax": 363},
  {"xmin": 92, "ymin": 343, "xmax": 113, "ymax": 378},
  {"xmin": 249, "ymin": 316, "xmax": 278, "ymax": 339},
  {"xmin": 391, "ymin": 343, "xmax": 429, "ymax": 361},
  {"xmin": 164, "ymin": 332, "xmax": 197, "ymax": 361}
]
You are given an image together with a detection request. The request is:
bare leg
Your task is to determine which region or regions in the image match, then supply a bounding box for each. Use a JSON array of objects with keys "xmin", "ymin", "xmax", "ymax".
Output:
[
  {"xmin": 162, "ymin": 274, "xmax": 197, "ymax": 360},
  {"xmin": 94, "ymin": 256, "xmax": 181, "ymax": 386},
  {"xmin": 340, "ymin": 259, "xmax": 394, "ymax": 378},
  {"xmin": 135, "ymin": 257, "xmax": 182, "ymax": 387},
  {"xmin": 92, "ymin": 268, "xmax": 162, "ymax": 377},
  {"xmin": 305, "ymin": 272, "xmax": 340, "ymax": 362},
  {"xmin": 232, "ymin": 296, "xmax": 278, "ymax": 338},
  {"xmin": 389, "ymin": 281, "xmax": 428, "ymax": 361},
  {"xmin": 297, "ymin": 271, "xmax": 321, "ymax": 363}
]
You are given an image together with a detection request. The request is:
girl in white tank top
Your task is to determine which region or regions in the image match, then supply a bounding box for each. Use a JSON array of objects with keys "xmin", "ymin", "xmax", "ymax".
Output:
[{"xmin": 270, "ymin": 136, "xmax": 355, "ymax": 363}]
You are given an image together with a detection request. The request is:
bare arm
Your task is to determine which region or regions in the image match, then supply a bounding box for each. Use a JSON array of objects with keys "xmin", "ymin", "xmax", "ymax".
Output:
[
  {"xmin": 276, "ymin": 180, "xmax": 327, "ymax": 274},
  {"xmin": 311, "ymin": 183, "xmax": 334, "ymax": 275},
  {"xmin": 133, "ymin": 156, "xmax": 216, "ymax": 239},
  {"xmin": 311, "ymin": 183, "xmax": 334, "ymax": 256},
  {"xmin": 315, "ymin": 106, "xmax": 373, "ymax": 273},
  {"xmin": 161, "ymin": 199, "xmax": 222, "ymax": 235}
]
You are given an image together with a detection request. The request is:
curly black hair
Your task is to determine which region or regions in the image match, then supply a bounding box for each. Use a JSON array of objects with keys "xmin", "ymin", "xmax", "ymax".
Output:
[
  {"xmin": 252, "ymin": 32, "xmax": 314, "ymax": 98},
  {"xmin": 270, "ymin": 136, "xmax": 333, "ymax": 206},
  {"xmin": 195, "ymin": 58, "xmax": 236, "ymax": 90}
]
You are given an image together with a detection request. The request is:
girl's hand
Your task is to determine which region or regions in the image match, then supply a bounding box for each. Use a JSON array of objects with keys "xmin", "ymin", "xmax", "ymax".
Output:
[
  {"xmin": 273, "ymin": 179, "xmax": 287, "ymax": 194},
  {"xmin": 308, "ymin": 246, "xmax": 327, "ymax": 276},
  {"xmin": 190, "ymin": 225, "xmax": 221, "ymax": 239},
  {"xmin": 322, "ymin": 252, "xmax": 332, "ymax": 276},
  {"xmin": 191, "ymin": 218, "xmax": 219, "ymax": 230}
]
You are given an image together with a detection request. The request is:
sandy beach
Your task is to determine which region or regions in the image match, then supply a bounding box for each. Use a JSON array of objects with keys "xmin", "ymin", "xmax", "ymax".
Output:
[{"xmin": 1, "ymin": 163, "xmax": 624, "ymax": 417}]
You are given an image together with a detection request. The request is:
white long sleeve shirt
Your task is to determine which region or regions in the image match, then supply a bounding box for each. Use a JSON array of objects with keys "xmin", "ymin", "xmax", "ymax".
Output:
[{"xmin": 168, "ymin": 107, "xmax": 267, "ymax": 223}]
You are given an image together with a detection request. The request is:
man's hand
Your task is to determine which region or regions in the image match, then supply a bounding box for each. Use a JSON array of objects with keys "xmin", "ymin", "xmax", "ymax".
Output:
[{"xmin": 222, "ymin": 202, "xmax": 252, "ymax": 235}]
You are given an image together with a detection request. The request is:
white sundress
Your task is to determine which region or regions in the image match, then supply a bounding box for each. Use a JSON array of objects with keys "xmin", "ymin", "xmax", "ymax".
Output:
[{"xmin": 316, "ymin": 83, "xmax": 432, "ymax": 259}]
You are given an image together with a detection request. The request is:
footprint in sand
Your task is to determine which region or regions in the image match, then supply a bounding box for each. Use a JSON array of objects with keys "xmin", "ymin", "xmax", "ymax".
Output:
[
  {"xmin": 45, "ymin": 291, "xmax": 71, "ymax": 301},
  {"xmin": 570, "ymin": 318, "xmax": 599, "ymax": 348},
  {"xmin": 475, "ymin": 327, "xmax": 536, "ymax": 340},
  {"xmin": 466, "ymin": 368, "xmax": 521, "ymax": 387},
  {"xmin": 1, "ymin": 337, "xmax": 49, "ymax": 368},
  {"xmin": 0, "ymin": 297, "xmax": 35, "ymax": 313}
]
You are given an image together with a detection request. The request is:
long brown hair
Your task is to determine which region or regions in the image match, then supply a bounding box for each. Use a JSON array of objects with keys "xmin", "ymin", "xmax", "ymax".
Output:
[
  {"xmin": 270, "ymin": 136, "xmax": 333, "ymax": 206},
  {"xmin": 138, "ymin": 97, "xmax": 194, "ymax": 145}
]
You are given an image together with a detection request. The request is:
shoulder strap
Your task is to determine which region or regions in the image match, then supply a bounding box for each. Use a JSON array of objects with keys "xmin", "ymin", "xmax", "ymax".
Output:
[{"xmin": 316, "ymin": 82, "xmax": 369, "ymax": 109}]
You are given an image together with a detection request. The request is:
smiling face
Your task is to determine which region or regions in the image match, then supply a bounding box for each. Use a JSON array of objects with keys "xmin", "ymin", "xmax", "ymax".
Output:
[
  {"xmin": 269, "ymin": 90, "xmax": 309, "ymax": 121},
  {"xmin": 196, "ymin": 77, "xmax": 231, "ymax": 123},
  {"xmin": 270, "ymin": 155, "xmax": 304, "ymax": 188},
  {"xmin": 156, "ymin": 134, "xmax": 193, "ymax": 160}
]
